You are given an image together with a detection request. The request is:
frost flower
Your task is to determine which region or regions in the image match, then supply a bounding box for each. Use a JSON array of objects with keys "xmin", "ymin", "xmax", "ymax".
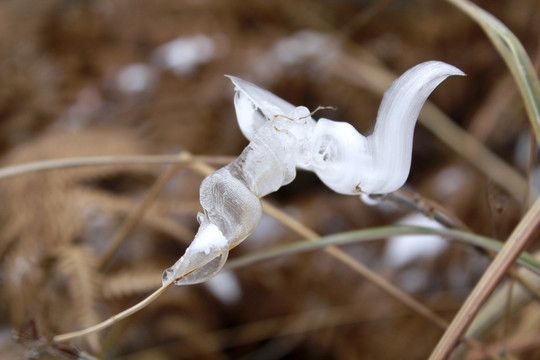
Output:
[{"xmin": 163, "ymin": 61, "xmax": 464, "ymax": 286}]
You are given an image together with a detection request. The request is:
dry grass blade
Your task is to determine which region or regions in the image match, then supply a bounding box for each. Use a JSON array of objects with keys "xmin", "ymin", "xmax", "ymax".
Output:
[
  {"xmin": 0, "ymin": 154, "xmax": 235, "ymax": 180},
  {"xmin": 56, "ymin": 245, "xmax": 102, "ymax": 351},
  {"xmin": 445, "ymin": 0, "xmax": 540, "ymax": 146},
  {"xmin": 429, "ymin": 197, "xmax": 540, "ymax": 360},
  {"xmin": 224, "ymin": 226, "xmax": 540, "ymax": 275},
  {"xmin": 53, "ymin": 281, "xmax": 174, "ymax": 344},
  {"xmin": 455, "ymin": 254, "xmax": 540, "ymax": 359}
]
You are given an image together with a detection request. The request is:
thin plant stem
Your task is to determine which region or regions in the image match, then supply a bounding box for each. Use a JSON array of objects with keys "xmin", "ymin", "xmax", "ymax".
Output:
[
  {"xmin": 0, "ymin": 154, "xmax": 235, "ymax": 180},
  {"xmin": 225, "ymin": 226, "xmax": 540, "ymax": 275},
  {"xmin": 501, "ymin": 279, "xmax": 515, "ymax": 358},
  {"xmin": 429, "ymin": 197, "xmax": 540, "ymax": 360},
  {"xmin": 387, "ymin": 188, "xmax": 472, "ymax": 231},
  {"xmin": 53, "ymin": 280, "xmax": 174, "ymax": 344}
]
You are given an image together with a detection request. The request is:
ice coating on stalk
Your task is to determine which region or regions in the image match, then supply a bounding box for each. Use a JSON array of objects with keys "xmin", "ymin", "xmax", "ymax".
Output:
[
  {"xmin": 162, "ymin": 213, "xmax": 229, "ymax": 285},
  {"xmin": 163, "ymin": 61, "xmax": 464, "ymax": 286},
  {"xmin": 163, "ymin": 107, "xmax": 311, "ymax": 285},
  {"xmin": 199, "ymin": 167, "xmax": 262, "ymax": 248}
]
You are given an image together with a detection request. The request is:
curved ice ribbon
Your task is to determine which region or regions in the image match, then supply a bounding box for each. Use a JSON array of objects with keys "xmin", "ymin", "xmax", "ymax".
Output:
[{"xmin": 162, "ymin": 61, "xmax": 465, "ymax": 285}]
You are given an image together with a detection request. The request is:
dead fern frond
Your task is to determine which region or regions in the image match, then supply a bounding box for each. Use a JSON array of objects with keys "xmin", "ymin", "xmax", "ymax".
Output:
[
  {"xmin": 56, "ymin": 244, "xmax": 102, "ymax": 351},
  {"xmin": 2, "ymin": 240, "xmax": 47, "ymax": 327},
  {"xmin": 0, "ymin": 128, "xmax": 171, "ymax": 352}
]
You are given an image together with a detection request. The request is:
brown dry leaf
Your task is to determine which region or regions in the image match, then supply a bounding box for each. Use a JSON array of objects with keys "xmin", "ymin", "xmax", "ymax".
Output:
[{"xmin": 0, "ymin": 128, "xmax": 161, "ymax": 350}]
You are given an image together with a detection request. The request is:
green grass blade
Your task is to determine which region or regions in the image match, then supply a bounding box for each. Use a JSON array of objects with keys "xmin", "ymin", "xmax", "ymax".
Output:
[
  {"xmin": 446, "ymin": 0, "xmax": 540, "ymax": 145},
  {"xmin": 225, "ymin": 225, "xmax": 540, "ymax": 275}
]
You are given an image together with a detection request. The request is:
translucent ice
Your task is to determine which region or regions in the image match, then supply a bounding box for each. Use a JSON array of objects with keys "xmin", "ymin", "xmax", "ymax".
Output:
[
  {"xmin": 162, "ymin": 213, "xmax": 229, "ymax": 285},
  {"xmin": 199, "ymin": 167, "xmax": 262, "ymax": 248}
]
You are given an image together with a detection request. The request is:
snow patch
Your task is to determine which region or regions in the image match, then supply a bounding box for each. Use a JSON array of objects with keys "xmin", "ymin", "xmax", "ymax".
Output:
[
  {"xmin": 152, "ymin": 34, "xmax": 215, "ymax": 75},
  {"xmin": 117, "ymin": 63, "xmax": 156, "ymax": 93},
  {"xmin": 384, "ymin": 213, "xmax": 448, "ymax": 267},
  {"xmin": 204, "ymin": 271, "xmax": 242, "ymax": 304},
  {"xmin": 189, "ymin": 222, "xmax": 227, "ymax": 255},
  {"xmin": 272, "ymin": 30, "xmax": 335, "ymax": 65}
]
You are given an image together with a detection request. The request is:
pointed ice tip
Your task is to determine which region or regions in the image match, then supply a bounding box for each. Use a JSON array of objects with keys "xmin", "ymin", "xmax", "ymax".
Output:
[
  {"xmin": 418, "ymin": 60, "xmax": 466, "ymax": 77},
  {"xmin": 311, "ymin": 60, "xmax": 465, "ymax": 195},
  {"xmin": 226, "ymin": 74, "xmax": 296, "ymax": 140},
  {"xmin": 224, "ymin": 74, "xmax": 239, "ymax": 84}
]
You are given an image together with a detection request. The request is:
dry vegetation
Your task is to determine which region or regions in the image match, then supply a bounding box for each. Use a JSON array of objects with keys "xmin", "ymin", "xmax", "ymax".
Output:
[{"xmin": 0, "ymin": 0, "xmax": 539, "ymax": 359}]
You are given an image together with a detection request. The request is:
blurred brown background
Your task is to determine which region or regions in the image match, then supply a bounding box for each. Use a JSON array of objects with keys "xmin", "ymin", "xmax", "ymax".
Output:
[{"xmin": 0, "ymin": 0, "xmax": 539, "ymax": 359}]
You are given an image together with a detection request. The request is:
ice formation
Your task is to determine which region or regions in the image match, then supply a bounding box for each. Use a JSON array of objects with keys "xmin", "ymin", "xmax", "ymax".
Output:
[
  {"xmin": 384, "ymin": 213, "xmax": 448, "ymax": 267},
  {"xmin": 162, "ymin": 61, "xmax": 464, "ymax": 286}
]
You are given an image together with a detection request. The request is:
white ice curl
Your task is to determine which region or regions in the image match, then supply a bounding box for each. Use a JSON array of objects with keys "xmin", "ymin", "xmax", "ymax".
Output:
[{"xmin": 229, "ymin": 61, "xmax": 464, "ymax": 195}]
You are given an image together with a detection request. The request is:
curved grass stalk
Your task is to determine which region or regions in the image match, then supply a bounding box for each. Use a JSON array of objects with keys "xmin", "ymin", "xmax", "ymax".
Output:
[
  {"xmin": 0, "ymin": 154, "xmax": 235, "ymax": 180},
  {"xmin": 258, "ymin": 200, "xmax": 448, "ymax": 330},
  {"xmin": 445, "ymin": 0, "xmax": 540, "ymax": 146},
  {"xmin": 225, "ymin": 226, "xmax": 540, "ymax": 275},
  {"xmin": 52, "ymin": 224, "xmax": 539, "ymax": 344},
  {"xmin": 53, "ymin": 279, "xmax": 174, "ymax": 344}
]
